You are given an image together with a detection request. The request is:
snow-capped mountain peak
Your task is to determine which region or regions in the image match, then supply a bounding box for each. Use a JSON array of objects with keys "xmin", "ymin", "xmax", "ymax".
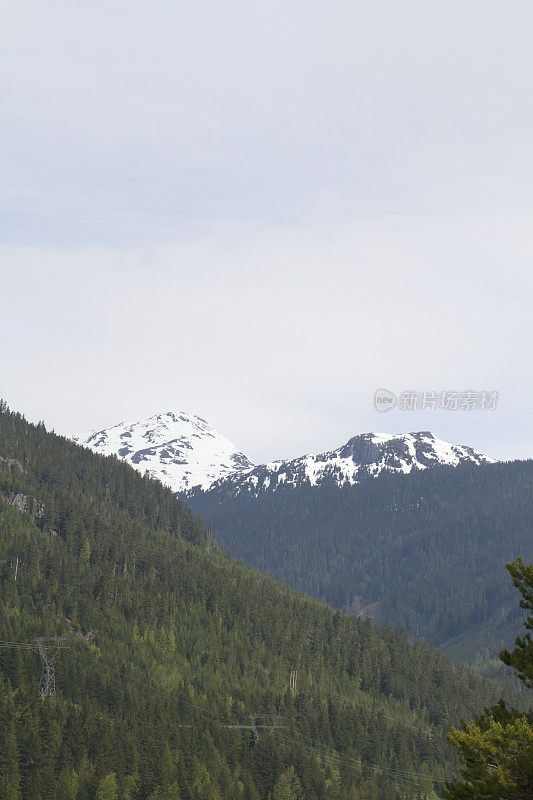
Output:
[
  {"xmin": 74, "ymin": 415, "xmax": 496, "ymax": 499},
  {"xmin": 73, "ymin": 411, "xmax": 253, "ymax": 492},
  {"xmin": 199, "ymin": 430, "xmax": 496, "ymax": 498}
]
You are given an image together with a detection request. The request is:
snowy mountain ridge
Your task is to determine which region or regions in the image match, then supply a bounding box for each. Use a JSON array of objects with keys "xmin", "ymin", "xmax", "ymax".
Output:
[
  {"xmin": 201, "ymin": 430, "xmax": 497, "ymax": 498},
  {"xmin": 74, "ymin": 413, "xmax": 496, "ymax": 496},
  {"xmin": 73, "ymin": 411, "xmax": 253, "ymax": 493}
]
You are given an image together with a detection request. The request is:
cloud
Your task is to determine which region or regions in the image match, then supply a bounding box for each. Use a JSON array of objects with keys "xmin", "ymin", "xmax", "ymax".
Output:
[
  {"xmin": 2, "ymin": 1, "xmax": 533, "ymax": 244},
  {"xmin": 1, "ymin": 209, "xmax": 531, "ymax": 461},
  {"xmin": 1, "ymin": 1, "xmax": 532, "ymax": 461}
]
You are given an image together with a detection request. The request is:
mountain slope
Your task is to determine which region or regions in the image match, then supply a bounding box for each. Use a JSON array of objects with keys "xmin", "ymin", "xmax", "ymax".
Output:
[
  {"xmin": 0, "ymin": 403, "xmax": 511, "ymax": 800},
  {"xmin": 189, "ymin": 460, "xmax": 533, "ymax": 677},
  {"xmin": 74, "ymin": 410, "xmax": 253, "ymax": 492},
  {"xmin": 203, "ymin": 431, "xmax": 495, "ymax": 498},
  {"xmin": 75, "ymin": 413, "xmax": 494, "ymax": 498}
]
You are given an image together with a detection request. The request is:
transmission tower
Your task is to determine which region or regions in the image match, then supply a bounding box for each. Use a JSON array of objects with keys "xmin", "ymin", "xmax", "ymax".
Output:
[
  {"xmin": 226, "ymin": 715, "xmax": 284, "ymax": 742},
  {"xmin": 206, "ymin": 524, "xmax": 214, "ymax": 554},
  {"xmin": 36, "ymin": 637, "xmax": 65, "ymax": 697},
  {"xmin": 290, "ymin": 669, "xmax": 298, "ymax": 691}
]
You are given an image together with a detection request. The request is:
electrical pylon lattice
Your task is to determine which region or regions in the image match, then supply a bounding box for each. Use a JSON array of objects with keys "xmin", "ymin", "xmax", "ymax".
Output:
[{"xmin": 36, "ymin": 637, "xmax": 65, "ymax": 697}]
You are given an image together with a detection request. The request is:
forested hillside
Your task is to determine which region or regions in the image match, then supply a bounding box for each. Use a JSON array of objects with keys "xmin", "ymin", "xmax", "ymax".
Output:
[
  {"xmin": 0, "ymin": 404, "xmax": 514, "ymax": 799},
  {"xmin": 189, "ymin": 461, "xmax": 533, "ymax": 675}
]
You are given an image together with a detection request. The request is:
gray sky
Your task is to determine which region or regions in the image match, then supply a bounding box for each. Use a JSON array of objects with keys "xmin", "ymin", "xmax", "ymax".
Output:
[{"xmin": 1, "ymin": 0, "xmax": 532, "ymax": 462}]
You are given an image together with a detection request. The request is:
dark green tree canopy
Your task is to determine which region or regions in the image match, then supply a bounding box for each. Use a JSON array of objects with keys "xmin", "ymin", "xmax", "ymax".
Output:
[
  {"xmin": 0, "ymin": 404, "xmax": 515, "ymax": 799},
  {"xmin": 500, "ymin": 557, "xmax": 533, "ymax": 688},
  {"xmin": 443, "ymin": 558, "xmax": 533, "ymax": 800}
]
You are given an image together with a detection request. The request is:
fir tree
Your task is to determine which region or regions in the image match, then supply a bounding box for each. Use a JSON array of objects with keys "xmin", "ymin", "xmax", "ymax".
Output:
[
  {"xmin": 443, "ymin": 557, "xmax": 533, "ymax": 799},
  {"xmin": 0, "ymin": 685, "xmax": 20, "ymax": 800},
  {"xmin": 273, "ymin": 765, "xmax": 303, "ymax": 800}
]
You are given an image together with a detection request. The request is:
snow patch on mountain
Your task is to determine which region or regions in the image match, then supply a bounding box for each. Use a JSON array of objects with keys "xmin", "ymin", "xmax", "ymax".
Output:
[
  {"xmin": 200, "ymin": 431, "xmax": 496, "ymax": 498},
  {"xmin": 74, "ymin": 414, "xmax": 496, "ymax": 499},
  {"xmin": 73, "ymin": 411, "xmax": 254, "ymax": 492}
]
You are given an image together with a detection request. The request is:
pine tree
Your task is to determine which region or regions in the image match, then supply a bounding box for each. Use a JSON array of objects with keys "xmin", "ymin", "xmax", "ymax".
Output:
[
  {"xmin": 500, "ymin": 557, "xmax": 533, "ymax": 687},
  {"xmin": 96, "ymin": 772, "xmax": 119, "ymax": 800},
  {"xmin": 443, "ymin": 557, "xmax": 533, "ymax": 799},
  {"xmin": 445, "ymin": 716, "xmax": 533, "ymax": 798},
  {"xmin": 148, "ymin": 780, "xmax": 181, "ymax": 800},
  {"xmin": 0, "ymin": 687, "xmax": 21, "ymax": 800},
  {"xmin": 56, "ymin": 768, "xmax": 80, "ymax": 800},
  {"xmin": 273, "ymin": 765, "xmax": 303, "ymax": 800}
]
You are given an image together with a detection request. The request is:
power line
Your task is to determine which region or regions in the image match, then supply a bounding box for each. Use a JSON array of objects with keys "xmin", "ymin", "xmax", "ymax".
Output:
[
  {"xmin": 69, "ymin": 638, "xmax": 438, "ymax": 789},
  {"xmin": 0, "ymin": 627, "xmax": 442, "ymax": 789},
  {"xmin": 94, "ymin": 601, "xmax": 434, "ymax": 737},
  {"xmin": 76, "ymin": 642, "xmax": 434, "ymax": 788},
  {"xmin": 2, "ymin": 582, "xmax": 442, "ymax": 791},
  {"xmin": 276, "ymin": 728, "xmax": 438, "ymax": 787},
  {"xmin": 17, "ymin": 590, "xmax": 436, "ymax": 740},
  {"xmin": 0, "ymin": 641, "xmax": 37, "ymax": 649},
  {"xmin": 1, "ymin": 580, "xmax": 438, "ymax": 749}
]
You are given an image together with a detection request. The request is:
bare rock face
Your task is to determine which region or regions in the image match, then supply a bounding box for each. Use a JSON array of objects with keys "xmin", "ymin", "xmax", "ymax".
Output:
[
  {"xmin": 0, "ymin": 455, "xmax": 24, "ymax": 472},
  {"xmin": 2, "ymin": 492, "xmax": 44, "ymax": 519},
  {"xmin": 10, "ymin": 493, "xmax": 28, "ymax": 513},
  {"xmin": 72, "ymin": 413, "xmax": 495, "ymax": 501}
]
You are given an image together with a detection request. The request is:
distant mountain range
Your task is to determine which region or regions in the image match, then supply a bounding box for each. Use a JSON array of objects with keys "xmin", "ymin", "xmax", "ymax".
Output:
[
  {"xmin": 5, "ymin": 403, "xmax": 502, "ymax": 799},
  {"xmin": 204, "ymin": 430, "xmax": 495, "ymax": 498},
  {"xmin": 73, "ymin": 411, "xmax": 532, "ymax": 679},
  {"xmin": 190, "ymin": 458, "xmax": 533, "ymax": 678},
  {"xmin": 75, "ymin": 411, "xmax": 495, "ymax": 495}
]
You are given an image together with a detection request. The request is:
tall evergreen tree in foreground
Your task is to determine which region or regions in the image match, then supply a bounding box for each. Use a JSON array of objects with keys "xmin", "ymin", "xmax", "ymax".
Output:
[{"xmin": 443, "ymin": 557, "xmax": 533, "ymax": 799}]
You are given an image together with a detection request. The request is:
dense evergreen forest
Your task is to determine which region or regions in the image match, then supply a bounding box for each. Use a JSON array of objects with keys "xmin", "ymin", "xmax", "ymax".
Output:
[
  {"xmin": 0, "ymin": 403, "xmax": 520, "ymax": 799},
  {"xmin": 189, "ymin": 461, "xmax": 533, "ymax": 675}
]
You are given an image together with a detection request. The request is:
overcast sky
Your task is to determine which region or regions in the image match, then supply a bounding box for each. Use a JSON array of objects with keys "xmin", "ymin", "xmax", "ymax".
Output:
[{"xmin": 1, "ymin": 0, "xmax": 532, "ymax": 462}]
